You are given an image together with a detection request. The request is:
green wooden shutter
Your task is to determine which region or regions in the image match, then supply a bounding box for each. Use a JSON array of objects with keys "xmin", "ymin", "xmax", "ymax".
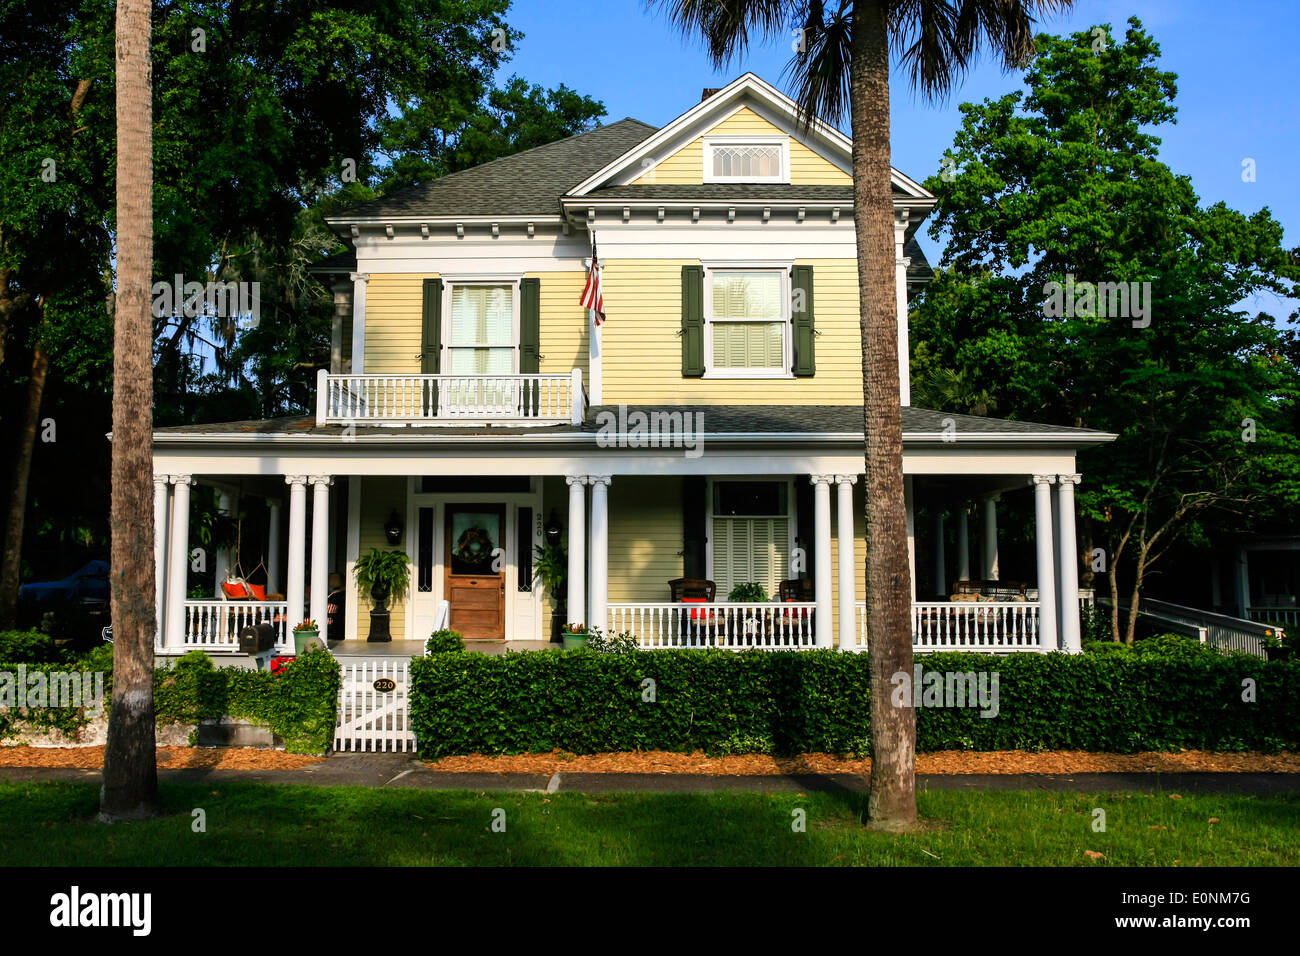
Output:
[
  {"xmin": 791, "ymin": 264, "xmax": 815, "ymax": 377},
  {"xmin": 681, "ymin": 264, "xmax": 704, "ymax": 377},
  {"xmin": 519, "ymin": 277, "xmax": 541, "ymax": 417},
  {"xmin": 420, "ymin": 278, "xmax": 442, "ymax": 373},
  {"xmin": 519, "ymin": 277, "xmax": 541, "ymax": 373},
  {"xmin": 421, "ymin": 278, "xmax": 442, "ymax": 416}
]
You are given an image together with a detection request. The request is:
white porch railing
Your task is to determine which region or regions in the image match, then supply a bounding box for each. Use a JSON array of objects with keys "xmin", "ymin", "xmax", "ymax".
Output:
[
  {"xmin": 608, "ymin": 602, "xmax": 817, "ymax": 650},
  {"xmin": 1247, "ymin": 606, "xmax": 1299, "ymax": 629},
  {"xmin": 180, "ymin": 600, "xmax": 290, "ymax": 651},
  {"xmin": 316, "ymin": 368, "xmax": 585, "ymax": 426},
  {"xmin": 853, "ymin": 601, "xmax": 1044, "ymax": 652}
]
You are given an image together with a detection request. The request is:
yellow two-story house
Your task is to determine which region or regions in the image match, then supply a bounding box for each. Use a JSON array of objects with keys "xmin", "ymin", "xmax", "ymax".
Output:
[{"xmin": 151, "ymin": 74, "xmax": 1111, "ymax": 663}]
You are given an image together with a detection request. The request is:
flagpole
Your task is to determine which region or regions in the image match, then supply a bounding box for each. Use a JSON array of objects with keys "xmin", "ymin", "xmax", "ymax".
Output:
[{"xmin": 587, "ymin": 230, "xmax": 601, "ymax": 405}]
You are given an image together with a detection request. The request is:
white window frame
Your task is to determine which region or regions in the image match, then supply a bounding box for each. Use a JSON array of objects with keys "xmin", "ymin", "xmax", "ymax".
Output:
[
  {"xmin": 702, "ymin": 135, "xmax": 790, "ymax": 184},
  {"xmin": 705, "ymin": 477, "xmax": 798, "ymax": 598},
  {"xmin": 440, "ymin": 276, "xmax": 522, "ymax": 374},
  {"xmin": 703, "ymin": 265, "xmax": 793, "ymax": 379}
]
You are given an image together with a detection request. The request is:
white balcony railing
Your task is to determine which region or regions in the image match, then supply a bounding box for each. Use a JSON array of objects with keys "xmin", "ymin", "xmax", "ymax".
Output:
[
  {"xmin": 316, "ymin": 368, "xmax": 585, "ymax": 426},
  {"xmin": 1247, "ymin": 606, "xmax": 1299, "ymax": 628},
  {"xmin": 608, "ymin": 602, "xmax": 817, "ymax": 650},
  {"xmin": 180, "ymin": 600, "xmax": 290, "ymax": 651},
  {"xmin": 854, "ymin": 601, "xmax": 1044, "ymax": 652}
]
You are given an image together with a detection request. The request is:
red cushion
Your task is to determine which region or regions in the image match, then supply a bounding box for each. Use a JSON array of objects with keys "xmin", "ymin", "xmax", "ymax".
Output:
[
  {"xmin": 680, "ymin": 597, "xmax": 712, "ymax": 621},
  {"xmin": 221, "ymin": 581, "xmax": 251, "ymax": 599},
  {"xmin": 247, "ymin": 583, "xmax": 267, "ymax": 601}
]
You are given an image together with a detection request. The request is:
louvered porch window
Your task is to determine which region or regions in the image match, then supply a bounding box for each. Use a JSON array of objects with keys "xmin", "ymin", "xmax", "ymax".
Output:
[{"xmin": 711, "ymin": 481, "xmax": 790, "ymax": 599}]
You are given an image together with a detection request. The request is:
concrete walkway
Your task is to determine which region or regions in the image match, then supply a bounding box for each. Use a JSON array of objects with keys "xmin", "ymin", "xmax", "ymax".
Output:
[{"xmin": 3, "ymin": 754, "xmax": 1299, "ymax": 795}]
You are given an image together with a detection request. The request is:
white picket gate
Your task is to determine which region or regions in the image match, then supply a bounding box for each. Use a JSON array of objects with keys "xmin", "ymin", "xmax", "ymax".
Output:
[{"xmin": 334, "ymin": 659, "xmax": 417, "ymax": 753}]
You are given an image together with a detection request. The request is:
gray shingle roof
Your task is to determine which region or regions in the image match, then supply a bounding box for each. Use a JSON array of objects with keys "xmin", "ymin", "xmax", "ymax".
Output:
[
  {"xmin": 333, "ymin": 119, "xmax": 658, "ymax": 221},
  {"xmin": 154, "ymin": 406, "xmax": 1110, "ymax": 443}
]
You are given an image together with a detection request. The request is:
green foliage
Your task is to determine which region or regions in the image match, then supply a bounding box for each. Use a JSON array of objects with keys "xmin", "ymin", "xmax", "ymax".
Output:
[
  {"xmin": 0, "ymin": 630, "xmax": 61, "ymax": 663},
  {"xmin": 912, "ymin": 17, "xmax": 1300, "ymax": 636},
  {"xmin": 726, "ymin": 582, "xmax": 771, "ymax": 603},
  {"xmin": 427, "ymin": 629, "xmax": 466, "ymax": 654},
  {"xmin": 153, "ymin": 649, "xmax": 341, "ymax": 754},
  {"xmin": 584, "ymin": 629, "xmax": 639, "ymax": 654},
  {"xmin": 532, "ymin": 542, "xmax": 567, "ymax": 595},
  {"xmin": 408, "ymin": 649, "xmax": 1300, "ymax": 757},
  {"xmin": 353, "ymin": 548, "xmax": 410, "ymax": 601}
]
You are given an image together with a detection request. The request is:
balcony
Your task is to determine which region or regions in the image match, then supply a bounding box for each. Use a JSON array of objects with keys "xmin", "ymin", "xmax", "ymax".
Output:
[{"xmin": 316, "ymin": 368, "xmax": 585, "ymax": 427}]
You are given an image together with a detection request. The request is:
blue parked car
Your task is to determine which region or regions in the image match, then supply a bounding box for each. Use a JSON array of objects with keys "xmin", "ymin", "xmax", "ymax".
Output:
[{"xmin": 19, "ymin": 560, "xmax": 110, "ymax": 606}]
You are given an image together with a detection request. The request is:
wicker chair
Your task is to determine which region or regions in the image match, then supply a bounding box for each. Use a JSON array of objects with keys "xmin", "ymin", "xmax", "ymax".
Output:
[
  {"xmin": 779, "ymin": 578, "xmax": 814, "ymax": 601},
  {"xmin": 668, "ymin": 577, "xmax": 716, "ymax": 602}
]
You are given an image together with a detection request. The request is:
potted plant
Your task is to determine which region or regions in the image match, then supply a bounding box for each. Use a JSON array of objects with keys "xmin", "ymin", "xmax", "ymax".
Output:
[
  {"xmin": 562, "ymin": 621, "xmax": 590, "ymax": 650},
  {"xmin": 353, "ymin": 547, "xmax": 410, "ymax": 642},
  {"xmin": 533, "ymin": 541, "xmax": 567, "ymax": 644},
  {"xmin": 293, "ymin": 619, "xmax": 322, "ymax": 655},
  {"xmin": 727, "ymin": 582, "xmax": 771, "ymax": 641}
]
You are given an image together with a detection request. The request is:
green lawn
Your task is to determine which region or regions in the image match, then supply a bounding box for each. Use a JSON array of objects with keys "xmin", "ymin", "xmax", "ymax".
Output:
[{"xmin": 0, "ymin": 781, "xmax": 1296, "ymax": 866}]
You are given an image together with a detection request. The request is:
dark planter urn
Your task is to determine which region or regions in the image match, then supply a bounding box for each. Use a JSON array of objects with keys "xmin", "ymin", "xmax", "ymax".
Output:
[{"xmin": 368, "ymin": 582, "xmax": 392, "ymax": 642}]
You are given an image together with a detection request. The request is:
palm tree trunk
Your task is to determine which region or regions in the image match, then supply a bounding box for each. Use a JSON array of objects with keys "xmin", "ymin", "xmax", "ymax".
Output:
[
  {"xmin": 0, "ymin": 334, "xmax": 49, "ymax": 628},
  {"xmin": 100, "ymin": 0, "xmax": 158, "ymax": 821},
  {"xmin": 851, "ymin": 1, "xmax": 916, "ymax": 830}
]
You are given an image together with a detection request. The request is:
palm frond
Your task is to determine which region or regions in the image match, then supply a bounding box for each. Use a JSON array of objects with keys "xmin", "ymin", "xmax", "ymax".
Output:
[{"xmin": 647, "ymin": 0, "xmax": 790, "ymax": 68}]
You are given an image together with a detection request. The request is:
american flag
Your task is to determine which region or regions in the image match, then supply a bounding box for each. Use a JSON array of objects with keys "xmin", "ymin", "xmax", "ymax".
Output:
[{"xmin": 579, "ymin": 234, "xmax": 605, "ymax": 326}]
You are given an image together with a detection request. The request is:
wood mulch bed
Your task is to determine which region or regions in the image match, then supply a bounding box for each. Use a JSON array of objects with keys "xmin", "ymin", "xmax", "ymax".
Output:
[
  {"xmin": 422, "ymin": 750, "xmax": 1300, "ymax": 776},
  {"xmin": 1, "ymin": 747, "xmax": 1296, "ymax": 775},
  {"xmin": 0, "ymin": 746, "xmax": 323, "ymax": 771}
]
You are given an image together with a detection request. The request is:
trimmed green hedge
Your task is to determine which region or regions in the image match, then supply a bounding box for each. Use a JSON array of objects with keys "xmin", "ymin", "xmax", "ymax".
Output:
[
  {"xmin": 0, "ymin": 647, "xmax": 341, "ymax": 754},
  {"xmin": 154, "ymin": 649, "xmax": 341, "ymax": 754},
  {"xmin": 408, "ymin": 648, "xmax": 1300, "ymax": 757}
]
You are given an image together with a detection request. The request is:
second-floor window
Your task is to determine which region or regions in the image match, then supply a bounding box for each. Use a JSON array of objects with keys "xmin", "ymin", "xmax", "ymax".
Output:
[
  {"xmin": 447, "ymin": 283, "xmax": 516, "ymax": 374},
  {"xmin": 705, "ymin": 268, "xmax": 790, "ymax": 378},
  {"xmin": 703, "ymin": 136, "xmax": 789, "ymax": 183}
]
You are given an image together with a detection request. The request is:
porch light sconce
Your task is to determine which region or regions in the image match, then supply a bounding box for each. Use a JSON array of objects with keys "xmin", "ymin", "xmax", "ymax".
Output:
[
  {"xmin": 544, "ymin": 509, "xmax": 562, "ymax": 549},
  {"xmin": 384, "ymin": 510, "xmax": 403, "ymax": 546}
]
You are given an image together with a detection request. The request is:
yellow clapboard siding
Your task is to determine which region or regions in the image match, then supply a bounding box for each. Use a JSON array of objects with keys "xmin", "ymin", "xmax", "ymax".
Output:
[
  {"xmin": 364, "ymin": 274, "xmax": 430, "ymax": 373},
  {"xmin": 354, "ymin": 476, "xmax": 408, "ymax": 641},
  {"xmin": 530, "ymin": 271, "xmax": 590, "ymax": 380},
  {"xmin": 632, "ymin": 106, "xmax": 850, "ymax": 186},
  {"xmin": 363, "ymin": 272, "xmax": 590, "ymax": 379},
  {"xmin": 601, "ymin": 257, "xmax": 865, "ymax": 405},
  {"xmin": 607, "ymin": 477, "xmax": 684, "ymax": 604}
]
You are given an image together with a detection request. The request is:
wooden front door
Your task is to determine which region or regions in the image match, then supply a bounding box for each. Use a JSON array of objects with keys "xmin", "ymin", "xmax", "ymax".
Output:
[{"xmin": 445, "ymin": 504, "xmax": 507, "ymax": 639}]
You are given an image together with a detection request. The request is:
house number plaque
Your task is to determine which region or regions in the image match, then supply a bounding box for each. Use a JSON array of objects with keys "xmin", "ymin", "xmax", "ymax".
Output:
[{"xmin": 373, "ymin": 678, "xmax": 397, "ymax": 692}]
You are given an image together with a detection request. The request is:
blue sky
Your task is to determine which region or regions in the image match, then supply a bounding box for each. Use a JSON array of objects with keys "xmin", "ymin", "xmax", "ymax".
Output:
[{"xmin": 498, "ymin": 0, "xmax": 1297, "ymax": 307}]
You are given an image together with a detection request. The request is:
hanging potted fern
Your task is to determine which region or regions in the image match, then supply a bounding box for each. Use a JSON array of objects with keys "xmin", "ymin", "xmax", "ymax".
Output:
[
  {"xmin": 353, "ymin": 547, "xmax": 410, "ymax": 642},
  {"xmin": 532, "ymin": 541, "xmax": 567, "ymax": 644}
]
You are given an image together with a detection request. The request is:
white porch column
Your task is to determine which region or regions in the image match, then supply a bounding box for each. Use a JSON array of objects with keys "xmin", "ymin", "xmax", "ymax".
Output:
[
  {"xmin": 1032, "ymin": 476, "xmax": 1059, "ymax": 651},
  {"xmin": 566, "ymin": 476, "xmax": 587, "ymax": 627},
  {"xmin": 350, "ymin": 272, "xmax": 369, "ymax": 374},
  {"xmin": 153, "ymin": 475, "xmax": 170, "ymax": 643},
  {"xmin": 957, "ymin": 504, "xmax": 970, "ymax": 581},
  {"xmin": 266, "ymin": 499, "xmax": 282, "ymax": 594},
  {"xmin": 1057, "ymin": 473, "xmax": 1082, "ymax": 653},
  {"xmin": 285, "ymin": 476, "xmax": 308, "ymax": 631},
  {"xmin": 933, "ymin": 509, "xmax": 946, "ymax": 597},
  {"xmin": 811, "ymin": 475, "xmax": 834, "ymax": 648},
  {"xmin": 1235, "ymin": 548, "xmax": 1250, "ymax": 618},
  {"xmin": 165, "ymin": 476, "xmax": 193, "ymax": 650},
  {"xmin": 309, "ymin": 477, "xmax": 332, "ymax": 641},
  {"xmin": 982, "ymin": 494, "xmax": 1000, "ymax": 580},
  {"xmin": 905, "ymin": 477, "xmax": 916, "ymax": 601},
  {"xmin": 895, "ymin": 210, "xmax": 911, "ymax": 406},
  {"xmin": 835, "ymin": 475, "xmax": 857, "ymax": 650},
  {"xmin": 213, "ymin": 489, "xmax": 234, "ymax": 595},
  {"xmin": 588, "ymin": 475, "xmax": 610, "ymax": 633}
]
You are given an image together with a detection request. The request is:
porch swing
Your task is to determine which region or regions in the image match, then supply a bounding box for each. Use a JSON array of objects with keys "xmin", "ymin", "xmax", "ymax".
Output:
[{"xmin": 218, "ymin": 496, "xmax": 278, "ymax": 603}]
